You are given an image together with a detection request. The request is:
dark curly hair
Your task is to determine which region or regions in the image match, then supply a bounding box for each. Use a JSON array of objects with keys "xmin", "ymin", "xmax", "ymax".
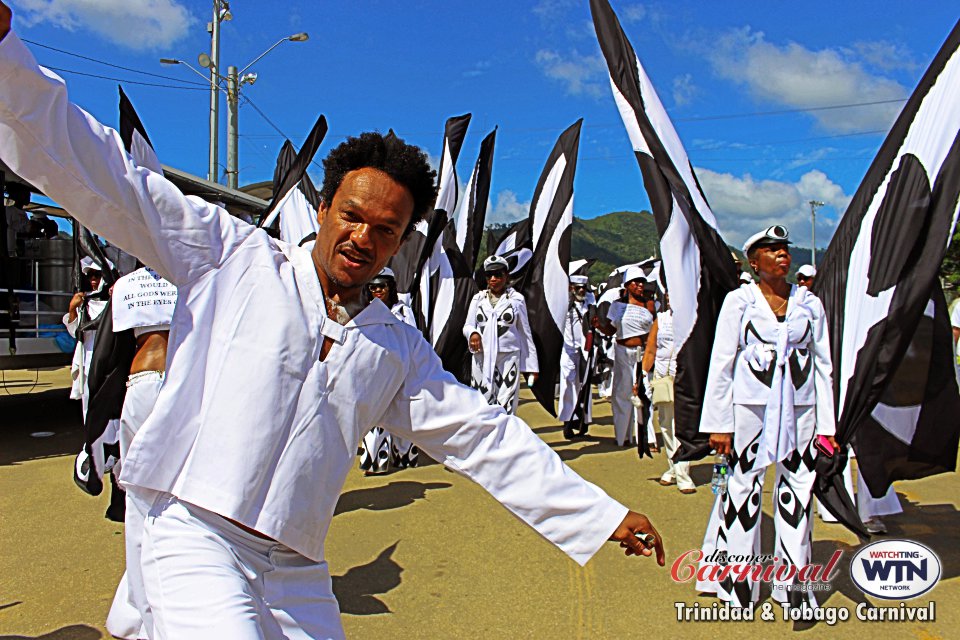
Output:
[{"xmin": 320, "ymin": 131, "xmax": 437, "ymax": 236}]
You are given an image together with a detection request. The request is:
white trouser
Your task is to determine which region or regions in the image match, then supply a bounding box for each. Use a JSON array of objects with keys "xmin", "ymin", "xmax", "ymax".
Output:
[
  {"xmin": 656, "ymin": 402, "xmax": 693, "ymax": 490},
  {"xmin": 471, "ymin": 350, "xmax": 522, "ymax": 415},
  {"xmin": 558, "ymin": 347, "xmax": 591, "ymax": 423},
  {"xmin": 699, "ymin": 404, "xmax": 819, "ymax": 608},
  {"xmin": 611, "ymin": 343, "xmax": 638, "ymax": 445},
  {"xmin": 107, "ymin": 371, "xmax": 164, "ymax": 640},
  {"xmin": 141, "ymin": 494, "xmax": 344, "ymax": 640}
]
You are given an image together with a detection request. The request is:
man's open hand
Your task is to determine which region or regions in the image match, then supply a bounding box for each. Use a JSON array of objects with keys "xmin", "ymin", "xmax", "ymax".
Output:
[
  {"xmin": 0, "ymin": 2, "xmax": 11, "ymax": 40},
  {"xmin": 609, "ymin": 511, "xmax": 665, "ymax": 566}
]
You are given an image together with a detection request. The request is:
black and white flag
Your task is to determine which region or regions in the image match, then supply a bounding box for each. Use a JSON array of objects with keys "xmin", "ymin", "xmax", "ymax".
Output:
[
  {"xmin": 591, "ymin": 0, "xmax": 739, "ymax": 459},
  {"xmin": 518, "ymin": 120, "xmax": 582, "ymax": 416},
  {"xmin": 258, "ymin": 116, "xmax": 326, "ymax": 247},
  {"xmin": 815, "ymin": 19, "xmax": 960, "ymax": 500},
  {"xmin": 454, "ymin": 127, "xmax": 496, "ymax": 272}
]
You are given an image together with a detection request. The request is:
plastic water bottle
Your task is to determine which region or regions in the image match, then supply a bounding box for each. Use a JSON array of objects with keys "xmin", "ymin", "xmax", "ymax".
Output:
[{"xmin": 711, "ymin": 454, "xmax": 729, "ymax": 496}]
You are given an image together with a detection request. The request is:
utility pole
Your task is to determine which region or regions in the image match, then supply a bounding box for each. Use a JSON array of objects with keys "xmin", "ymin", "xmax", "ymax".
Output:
[
  {"xmin": 226, "ymin": 66, "xmax": 239, "ymax": 190},
  {"xmin": 206, "ymin": 0, "xmax": 230, "ymax": 183},
  {"xmin": 809, "ymin": 200, "xmax": 824, "ymax": 265}
]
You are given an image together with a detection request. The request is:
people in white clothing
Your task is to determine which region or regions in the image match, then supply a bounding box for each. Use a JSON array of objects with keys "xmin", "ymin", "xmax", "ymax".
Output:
[
  {"xmin": 464, "ymin": 255, "xmax": 540, "ymax": 415},
  {"xmin": 559, "ymin": 274, "xmax": 595, "ymax": 439},
  {"xmin": 63, "ymin": 256, "xmax": 109, "ymax": 418},
  {"xmin": 597, "ymin": 266, "xmax": 653, "ymax": 447},
  {"xmin": 697, "ymin": 225, "xmax": 838, "ymax": 609},
  {"xmin": 641, "ymin": 293, "xmax": 694, "ymax": 494},
  {"xmin": 360, "ymin": 267, "xmax": 420, "ymax": 473},
  {"xmin": 0, "ymin": 14, "xmax": 664, "ymax": 635}
]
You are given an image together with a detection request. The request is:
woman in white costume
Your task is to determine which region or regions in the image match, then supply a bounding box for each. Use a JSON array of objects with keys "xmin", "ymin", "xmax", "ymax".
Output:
[
  {"xmin": 642, "ymin": 292, "xmax": 694, "ymax": 494},
  {"xmin": 464, "ymin": 255, "xmax": 539, "ymax": 415},
  {"xmin": 698, "ymin": 225, "xmax": 838, "ymax": 609},
  {"xmin": 598, "ymin": 266, "xmax": 653, "ymax": 446},
  {"xmin": 359, "ymin": 267, "xmax": 420, "ymax": 473}
]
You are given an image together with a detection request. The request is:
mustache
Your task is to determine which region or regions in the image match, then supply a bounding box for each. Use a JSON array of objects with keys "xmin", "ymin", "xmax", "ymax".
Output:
[{"xmin": 337, "ymin": 241, "xmax": 373, "ymax": 263}]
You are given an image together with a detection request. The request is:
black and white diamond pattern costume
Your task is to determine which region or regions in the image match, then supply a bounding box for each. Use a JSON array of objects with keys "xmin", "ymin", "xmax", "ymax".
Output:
[
  {"xmin": 464, "ymin": 287, "xmax": 539, "ymax": 414},
  {"xmin": 697, "ymin": 283, "xmax": 836, "ymax": 608}
]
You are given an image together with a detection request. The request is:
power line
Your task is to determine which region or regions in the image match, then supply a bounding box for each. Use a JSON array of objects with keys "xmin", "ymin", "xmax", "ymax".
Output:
[
  {"xmin": 23, "ymin": 37, "xmax": 207, "ymax": 86},
  {"xmin": 673, "ymin": 98, "xmax": 907, "ymax": 123},
  {"xmin": 240, "ymin": 95, "xmax": 324, "ymax": 173},
  {"xmin": 44, "ymin": 65, "xmax": 209, "ymax": 90}
]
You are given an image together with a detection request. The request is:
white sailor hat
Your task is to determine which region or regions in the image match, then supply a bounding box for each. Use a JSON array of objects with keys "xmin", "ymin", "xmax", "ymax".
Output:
[
  {"xmin": 570, "ymin": 275, "xmax": 589, "ymax": 286},
  {"xmin": 80, "ymin": 257, "xmax": 103, "ymax": 274},
  {"xmin": 369, "ymin": 267, "xmax": 396, "ymax": 283},
  {"xmin": 623, "ymin": 265, "xmax": 645, "ymax": 284},
  {"xmin": 742, "ymin": 225, "xmax": 791, "ymax": 255},
  {"xmin": 797, "ymin": 264, "xmax": 816, "ymax": 278},
  {"xmin": 483, "ymin": 255, "xmax": 509, "ymax": 273}
]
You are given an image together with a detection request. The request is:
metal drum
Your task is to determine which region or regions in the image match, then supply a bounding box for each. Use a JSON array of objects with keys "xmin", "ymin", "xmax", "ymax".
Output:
[{"xmin": 37, "ymin": 236, "xmax": 74, "ymax": 315}]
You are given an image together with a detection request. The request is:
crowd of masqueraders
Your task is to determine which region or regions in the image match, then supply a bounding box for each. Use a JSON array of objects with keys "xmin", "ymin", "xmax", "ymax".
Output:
[{"xmin": 2, "ymin": 6, "xmax": 956, "ymax": 638}]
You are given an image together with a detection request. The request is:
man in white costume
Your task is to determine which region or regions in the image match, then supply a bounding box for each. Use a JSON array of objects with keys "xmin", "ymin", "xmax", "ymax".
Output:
[
  {"xmin": 464, "ymin": 255, "xmax": 539, "ymax": 415},
  {"xmin": 697, "ymin": 226, "xmax": 838, "ymax": 609},
  {"xmin": 559, "ymin": 274, "xmax": 595, "ymax": 439},
  {"xmin": 0, "ymin": 10, "xmax": 663, "ymax": 637},
  {"xmin": 359, "ymin": 267, "xmax": 419, "ymax": 473},
  {"xmin": 598, "ymin": 266, "xmax": 653, "ymax": 446},
  {"xmin": 105, "ymin": 265, "xmax": 177, "ymax": 640},
  {"xmin": 63, "ymin": 256, "xmax": 109, "ymax": 418}
]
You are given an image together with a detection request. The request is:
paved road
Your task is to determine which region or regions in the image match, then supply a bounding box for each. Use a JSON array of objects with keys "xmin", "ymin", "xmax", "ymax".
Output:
[{"xmin": 0, "ymin": 368, "xmax": 956, "ymax": 639}]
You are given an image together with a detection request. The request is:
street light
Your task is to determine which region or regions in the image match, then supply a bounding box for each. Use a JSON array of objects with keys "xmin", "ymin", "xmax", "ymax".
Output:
[
  {"xmin": 164, "ymin": 4, "xmax": 307, "ymax": 189},
  {"xmin": 809, "ymin": 200, "xmax": 824, "ymax": 265},
  {"xmin": 223, "ymin": 32, "xmax": 309, "ymax": 189}
]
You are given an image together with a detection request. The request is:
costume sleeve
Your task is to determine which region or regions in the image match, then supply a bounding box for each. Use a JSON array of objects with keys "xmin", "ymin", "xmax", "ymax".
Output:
[
  {"xmin": 514, "ymin": 295, "xmax": 539, "ymax": 373},
  {"xmin": 0, "ymin": 32, "xmax": 253, "ymax": 287},
  {"xmin": 62, "ymin": 312, "xmax": 78, "ymax": 338},
  {"xmin": 698, "ymin": 291, "xmax": 746, "ymax": 434},
  {"xmin": 462, "ymin": 294, "xmax": 481, "ymax": 342},
  {"xmin": 809, "ymin": 296, "xmax": 837, "ymax": 437},
  {"xmin": 379, "ymin": 333, "xmax": 627, "ymax": 566}
]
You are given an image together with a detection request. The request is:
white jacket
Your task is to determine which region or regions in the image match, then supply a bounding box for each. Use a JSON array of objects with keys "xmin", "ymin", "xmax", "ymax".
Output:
[
  {"xmin": 463, "ymin": 288, "xmax": 539, "ymax": 373},
  {"xmin": 0, "ymin": 32, "xmax": 625, "ymax": 566},
  {"xmin": 700, "ymin": 283, "xmax": 836, "ymax": 443}
]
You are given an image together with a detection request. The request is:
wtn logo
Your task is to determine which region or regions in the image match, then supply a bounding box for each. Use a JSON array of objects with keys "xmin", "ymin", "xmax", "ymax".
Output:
[
  {"xmin": 851, "ymin": 540, "xmax": 941, "ymax": 600},
  {"xmin": 861, "ymin": 559, "xmax": 927, "ymax": 583}
]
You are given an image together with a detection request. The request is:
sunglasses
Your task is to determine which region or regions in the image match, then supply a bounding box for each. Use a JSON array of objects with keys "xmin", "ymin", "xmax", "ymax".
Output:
[
  {"xmin": 485, "ymin": 271, "xmax": 507, "ymax": 278},
  {"xmin": 368, "ymin": 283, "xmax": 388, "ymax": 291}
]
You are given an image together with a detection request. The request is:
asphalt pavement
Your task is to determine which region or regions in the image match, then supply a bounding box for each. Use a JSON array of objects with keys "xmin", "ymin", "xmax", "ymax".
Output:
[{"xmin": 0, "ymin": 368, "xmax": 956, "ymax": 639}]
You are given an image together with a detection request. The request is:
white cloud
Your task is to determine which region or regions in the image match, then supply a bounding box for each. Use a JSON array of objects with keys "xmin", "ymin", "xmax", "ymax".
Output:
[
  {"xmin": 672, "ymin": 73, "xmax": 696, "ymax": 106},
  {"xmin": 487, "ymin": 190, "xmax": 530, "ymax": 226},
  {"xmin": 532, "ymin": 0, "xmax": 575, "ymax": 21},
  {"xmin": 535, "ymin": 49, "xmax": 607, "ymax": 99},
  {"xmin": 707, "ymin": 27, "xmax": 907, "ymax": 133},
  {"xmin": 621, "ymin": 3, "xmax": 647, "ymax": 24},
  {"xmin": 845, "ymin": 40, "xmax": 917, "ymax": 72},
  {"xmin": 697, "ymin": 167, "xmax": 851, "ymax": 248},
  {"xmin": 17, "ymin": 0, "xmax": 196, "ymax": 50}
]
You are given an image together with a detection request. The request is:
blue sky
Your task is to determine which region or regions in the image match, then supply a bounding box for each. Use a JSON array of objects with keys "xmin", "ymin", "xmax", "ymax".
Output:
[{"xmin": 9, "ymin": 0, "xmax": 959, "ymax": 248}]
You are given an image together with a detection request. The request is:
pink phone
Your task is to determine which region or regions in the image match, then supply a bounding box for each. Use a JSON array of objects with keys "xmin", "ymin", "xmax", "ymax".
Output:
[{"xmin": 814, "ymin": 435, "xmax": 836, "ymax": 457}]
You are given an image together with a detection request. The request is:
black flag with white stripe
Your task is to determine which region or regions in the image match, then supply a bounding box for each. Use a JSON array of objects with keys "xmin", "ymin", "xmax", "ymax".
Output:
[
  {"xmin": 815, "ymin": 19, "xmax": 960, "ymax": 500},
  {"xmin": 591, "ymin": 0, "xmax": 739, "ymax": 460},
  {"xmin": 257, "ymin": 116, "xmax": 327, "ymax": 246},
  {"xmin": 518, "ymin": 120, "xmax": 582, "ymax": 417},
  {"xmin": 454, "ymin": 127, "xmax": 496, "ymax": 272}
]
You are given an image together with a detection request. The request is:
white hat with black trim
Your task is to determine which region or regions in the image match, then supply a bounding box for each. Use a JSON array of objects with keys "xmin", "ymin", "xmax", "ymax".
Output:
[
  {"xmin": 623, "ymin": 265, "xmax": 645, "ymax": 284},
  {"xmin": 570, "ymin": 274, "xmax": 589, "ymax": 285},
  {"xmin": 80, "ymin": 257, "xmax": 103, "ymax": 274},
  {"xmin": 483, "ymin": 255, "xmax": 509, "ymax": 272},
  {"xmin": 742, "ymin": 225, "xmax": 792, "ymax": 255},
  {"xmin": 797, "ymin": 264, "xmax": 816, "ymax": 278}
]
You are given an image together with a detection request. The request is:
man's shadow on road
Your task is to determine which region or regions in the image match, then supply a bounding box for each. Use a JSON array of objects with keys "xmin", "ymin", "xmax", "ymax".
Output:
[
  {"xmin": 334, "ymin": 481, "xmax": 452, "ymax": 516},
  {"xmin": 333, "ymin": 542, "xmax": 403, "ymax": 615},
  {"xmin": 0, "ymin": 624, "xmax": 102, "ymax": 640}
]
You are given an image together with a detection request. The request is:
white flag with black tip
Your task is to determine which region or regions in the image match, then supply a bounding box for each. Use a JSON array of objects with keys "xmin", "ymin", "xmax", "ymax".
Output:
[
  {"xmin": 517, "ymin": 120, "xmax": 582, "ymax": 417},
  {"xmin": 257, "ymin": 115, "xmax": 327, "ymax": 246},
  {"xmin": 815, "ymin": 19, "xmax": 960, "ymax": 506},
  {"xmin": 591, "ymin": 0, "xmax": 739, "ymax": 460}
]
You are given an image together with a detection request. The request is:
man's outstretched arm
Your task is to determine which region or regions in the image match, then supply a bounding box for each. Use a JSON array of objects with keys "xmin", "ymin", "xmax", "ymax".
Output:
[{"xmin": 0, "ymin": 2, "xmax": 252, "ymax": 286}]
